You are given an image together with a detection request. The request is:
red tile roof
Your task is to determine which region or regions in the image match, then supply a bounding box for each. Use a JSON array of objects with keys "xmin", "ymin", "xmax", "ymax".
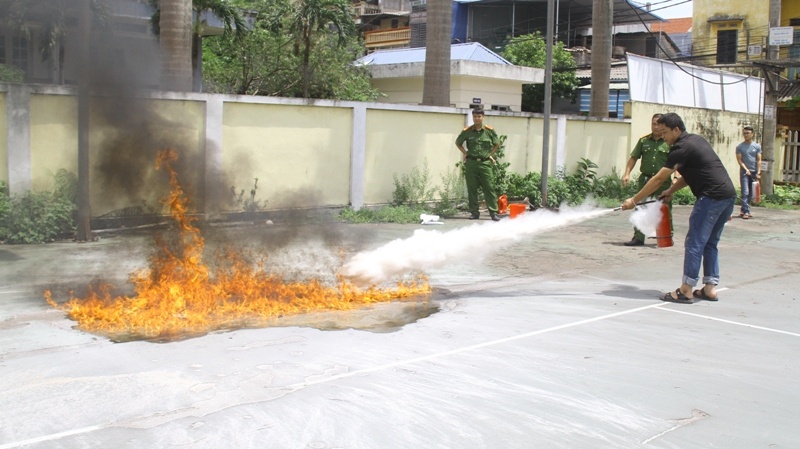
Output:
[{"xmin": 650, "ymin": 17, "xmax": 692, "ymax": 34}]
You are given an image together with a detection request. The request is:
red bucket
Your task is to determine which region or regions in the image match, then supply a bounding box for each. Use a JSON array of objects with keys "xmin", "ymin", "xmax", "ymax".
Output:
[{"xmin": 509, "ymin": 203, "xmax": 527, "ymax": 219}]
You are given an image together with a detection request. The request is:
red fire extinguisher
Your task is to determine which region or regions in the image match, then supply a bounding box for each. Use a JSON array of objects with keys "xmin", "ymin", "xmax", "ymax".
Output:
[
  {"xmin": 752, "ymin": 180, "xmax": 761, "ymax": 204},
  {"xmin": 497, "ymin": 194, "xmax": 508, "ymax": 214},
  {"xmin": 656, "ymin": 202, "xmax": 673, "ymax": 248}
]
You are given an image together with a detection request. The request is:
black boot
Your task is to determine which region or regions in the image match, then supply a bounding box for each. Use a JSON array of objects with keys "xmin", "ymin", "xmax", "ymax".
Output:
[{"xmin": 490, "ymin": 212, "xmax": 500, "ymax": 221}]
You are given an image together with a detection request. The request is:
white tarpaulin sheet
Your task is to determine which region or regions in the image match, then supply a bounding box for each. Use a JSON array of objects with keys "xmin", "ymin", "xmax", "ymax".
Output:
[{"xmin": 627, "ymin": 53, "xmax": 764, "ymax": 114}]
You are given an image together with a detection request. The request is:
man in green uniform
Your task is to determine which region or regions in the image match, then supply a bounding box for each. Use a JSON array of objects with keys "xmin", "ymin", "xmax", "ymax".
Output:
[
  {"xmin": 621, "ymin": 113, "xmax": 674, "ymax": 246},
  {"xmin": 455, "ymin": 108, "xmax": 501, "ymax": 221}
]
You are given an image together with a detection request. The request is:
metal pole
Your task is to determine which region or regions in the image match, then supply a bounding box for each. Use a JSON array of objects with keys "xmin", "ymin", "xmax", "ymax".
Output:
[
  {"xmin": 76, "ymin": 0, "xmax": 92, "ymax": 241},
  {"xmin": 541, "ymin": 0, "xmax": 555, "ymax": 207},
  {"xmin": 760, "ymin": 0, "xmax": 781, "ymax": 195}
]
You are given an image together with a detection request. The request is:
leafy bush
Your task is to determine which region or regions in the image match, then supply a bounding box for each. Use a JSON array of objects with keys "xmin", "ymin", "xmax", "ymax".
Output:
[
  {"xmin": 0, "ymin": 170, "xmax": 78, "ymax": 244},
  {"xmin": 671, "ymin": 188, "xmax": 696, "ymax": 205},
  {"xmin": 0, "ymin": 63, "xmax": 24, "ymax": 83},
  {"xmin": 393, "ymin": 161, "xmax": 435, "ymax": 207},
  {"xmin": 340, "ymin": 205, "xmax": 425, "ymax": 224},
  {"xmin": 763, "ymin": 184, "xmax": 800, "ymax": 206},
  {"xmin": 430, "ymin": 167, "xmax": 466, "ymax": 217}
]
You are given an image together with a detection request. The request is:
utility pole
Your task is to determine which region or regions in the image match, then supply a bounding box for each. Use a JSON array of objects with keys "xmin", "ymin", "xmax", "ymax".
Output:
[
  {"xmin": 760, "ymin": 0, "xmax": 781, "ymax": 196},
  {"xmin": 541, "ymin": 0, "xmax": 555, "ymax": 207},
  {"xmin": 76, "ymin": 0, "xmax": 92, "ymax": 242}
]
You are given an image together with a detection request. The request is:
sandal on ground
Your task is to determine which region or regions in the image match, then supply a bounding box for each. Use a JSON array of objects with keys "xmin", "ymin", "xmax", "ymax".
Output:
[
  {"xmin": 660, "ymin": 289, "xmax": 693, "ymax": 304},
  {"xmin": 693, "ymin": 288, "xmax": 718, "ymax": 301},
  {"xmin": 742, "ymin": 213, "xmax": 753, "ymax": 219}
]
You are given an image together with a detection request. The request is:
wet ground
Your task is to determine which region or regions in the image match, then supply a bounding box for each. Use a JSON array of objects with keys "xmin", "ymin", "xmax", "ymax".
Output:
[{"xmin": 1, "ymin": 205, "xmax": 799, "ymax": 448}]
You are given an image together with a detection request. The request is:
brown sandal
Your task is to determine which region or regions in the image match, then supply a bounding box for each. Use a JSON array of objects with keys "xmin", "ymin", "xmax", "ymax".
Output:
[{"xmin": 693, "ymin": 288, "xmax": 718, "ymax": 301}]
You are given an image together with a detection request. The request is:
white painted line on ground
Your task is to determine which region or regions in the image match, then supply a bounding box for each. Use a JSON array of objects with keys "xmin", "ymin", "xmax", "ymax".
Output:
[
  {"xmin": 0, "ymin": 291, "xmax": 27, "ymax": 295},
  {"xmin": 0, "ymin": 425, "xmax": 107, "ymax": 449},
  {"xmin": 0, "ymin": 302, "xmax": 667, "ymax": 448},
  {"xmin": 658, "ymin": 307, "xmax": 800, "ymax": 337},
  {"xmin": 294, "ymin": 302, "xmax": 668, "ymax": 388}
]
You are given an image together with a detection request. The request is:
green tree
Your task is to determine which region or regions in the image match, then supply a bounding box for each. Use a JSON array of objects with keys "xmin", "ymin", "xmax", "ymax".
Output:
[
  {"xmin": 0, "ymin": 0, "xmax": 109, "ymax": 83},
  {"xmin": 150, "ymin": 0, "xmax": 247, "ymax": 92},
  {"xmin": 203, "ymin": 0, "xmax": 378, "ymax": 101},
  {"xmin": 283, "ymin": 0, "xmax": 356, "ymax": 98},
  {"xmin": 501, "ymin": 33, "xmax": 578, "ymax": 113}
]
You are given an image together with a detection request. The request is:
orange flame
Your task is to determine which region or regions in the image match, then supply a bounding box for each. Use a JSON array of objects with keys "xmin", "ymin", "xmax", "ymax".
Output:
[{"xmin": 46, "ymin": 149, "xmax": 430, "ymax": 342}]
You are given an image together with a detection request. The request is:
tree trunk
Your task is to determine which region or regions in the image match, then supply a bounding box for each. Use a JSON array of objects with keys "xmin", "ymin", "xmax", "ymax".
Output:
[
  {"xmin": 160, "ymin": 0, "xmax": 193, "ymax": 92},
  {"xmin": 589, "ymin": 0, "xmax": 612, "ymax": 118},
  {"xmin": 302, "ymin": 29, "xmax": 312, "ymax": 98},
  {"xmin": 422, "ymin": 0, "xmax": 451, "ymax": 106}
]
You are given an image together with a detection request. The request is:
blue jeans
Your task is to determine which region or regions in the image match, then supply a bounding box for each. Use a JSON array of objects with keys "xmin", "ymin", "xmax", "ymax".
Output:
[
  {"xmin": 683, "ymin": 196, "xmax": 735, "ymax": 287},
  {"xmin": 739, "ymin": 171, "xmax": 756, "ymax": 214}
]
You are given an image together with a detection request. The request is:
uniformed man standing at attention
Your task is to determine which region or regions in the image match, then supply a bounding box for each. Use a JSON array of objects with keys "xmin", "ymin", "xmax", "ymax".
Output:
[
  {"xmin": 621, "ymin": 113, "xmax": 674, "ymax": 246},
  {"xmin": 455, "ymin": 108, "xmax": 501, "ymax": 221}
]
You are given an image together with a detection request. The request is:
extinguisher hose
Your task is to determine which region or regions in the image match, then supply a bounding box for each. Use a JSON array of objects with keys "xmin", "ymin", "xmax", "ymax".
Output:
[{"xmin": 612, "ymin": 199, "xmax": 658, "ymax": 211}]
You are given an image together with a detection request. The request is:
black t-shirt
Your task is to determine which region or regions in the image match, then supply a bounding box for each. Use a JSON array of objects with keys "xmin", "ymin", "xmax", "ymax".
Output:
[{"xmin": 664, "ymin": 132, "xmax": 736, "ymax": 200}]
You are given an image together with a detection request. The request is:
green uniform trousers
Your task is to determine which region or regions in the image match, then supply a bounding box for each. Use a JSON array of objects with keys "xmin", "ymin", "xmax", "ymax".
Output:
[
  {"xmin": 465, "ymin": 159, "xmax": 498, "ymax": 214},
  {"xmin": 634, "ymin": 175, "xmax": 673, "ymax": 243}
]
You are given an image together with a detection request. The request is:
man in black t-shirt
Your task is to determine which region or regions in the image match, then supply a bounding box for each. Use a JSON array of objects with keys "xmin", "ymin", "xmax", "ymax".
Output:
[{"xmin": 621, "ymin": 113, "xmax": 736, "ymax": 304}]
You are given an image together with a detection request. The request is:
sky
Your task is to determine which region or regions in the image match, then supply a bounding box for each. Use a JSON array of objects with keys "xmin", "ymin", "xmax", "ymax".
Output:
[{"xmin": 637, "ymin": 0, "xmax": 693, "ymax": 20}]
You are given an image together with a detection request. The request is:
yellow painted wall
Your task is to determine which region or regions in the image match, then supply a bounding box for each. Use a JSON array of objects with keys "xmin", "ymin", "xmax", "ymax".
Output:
[
  {"xmin": 28, "ymin": 95, "xmax": 204, "ymax": 216},
  {"xmin": 363, "ymin": 109, "xmax": 464, "ymax": 204},
  {"xmin": 784, "ymin": 0, "xmax": 800, "ymax": 24},
  {"xmin": 565, "ymin": 119, "xmax": 632, "ymax": 175},
  {"xmin": 8, "ymin": 90, "xmax": 766, "ymax": 215},
  {"xmin": 223, "ymin": 102, "xmax": 352, "ymax": 209},
  {"xmin": 631, "ymin": 102, "xmax": 760, "ymax": 186},
  {"xmin": 29, "ymin": 95, "xmax": 78, "ymax": 192},
  {"xmin": 693, "ymin": 0, "xmax": 769, "ymax": 66},
  {"xmin": 0, "ymin": 92, "xmax": 6, "ymax": 184}
]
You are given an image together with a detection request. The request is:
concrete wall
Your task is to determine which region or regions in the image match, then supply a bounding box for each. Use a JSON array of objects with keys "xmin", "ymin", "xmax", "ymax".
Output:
[
  {"xmin": 1, "ymin": 83, "xmax": 763, "ymax": 218},
  {"xmin": 630, "ymin": 101, "xmax": 766, "ymax": 183}
]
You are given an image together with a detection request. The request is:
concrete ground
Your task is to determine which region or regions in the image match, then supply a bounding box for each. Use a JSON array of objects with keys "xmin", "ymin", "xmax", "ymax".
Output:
[{"xmin": 1, "ymin": 205, "xmax": 799, "ymax": 449}]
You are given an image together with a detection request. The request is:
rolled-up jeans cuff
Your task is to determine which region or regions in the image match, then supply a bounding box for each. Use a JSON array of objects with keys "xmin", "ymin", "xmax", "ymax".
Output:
[
  {"xmin": 682, "ymin": 275, "xmax": 699, "ymax": 287},
  {"xmin": 702, "ymin": 276, "xmax": 719, "ymax": 285}
]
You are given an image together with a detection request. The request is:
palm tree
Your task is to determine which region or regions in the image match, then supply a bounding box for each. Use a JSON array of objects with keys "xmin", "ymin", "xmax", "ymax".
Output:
[
  {"xmin": 150, "ymin": 0, "xmax": 246, "ymax": 92},
  {"xmin": 284, "ymin": 0, "xmax": 355, "ymax": 98},
  {"xmin": 158, "ymin": 0, "xmax": 193, "ymax": 91},
  {"xmin": 422, "ymin": 0, "xmax": 451, "ymax": 106}
]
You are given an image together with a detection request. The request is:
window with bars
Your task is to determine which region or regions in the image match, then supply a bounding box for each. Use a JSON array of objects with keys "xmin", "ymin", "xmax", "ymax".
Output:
[
  {"xmin": 11, "ymin": 36, "xmax": 28, "ymax": 72},
  {"xmin": 789, "ymin": 29, "xmax": 800, "ymax": 80},
  {"xmin": 716, "ymin": 29, "xmax": 738, "ymax": 64}
]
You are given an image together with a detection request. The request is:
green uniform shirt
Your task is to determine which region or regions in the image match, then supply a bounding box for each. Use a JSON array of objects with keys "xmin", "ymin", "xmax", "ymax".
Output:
[
  {"xmin": 456, "ymin": 125, "xmax": 499, "ymax": 158},
  {"xmin": 631, "ymin": 133, "xmax": 670, "ymax": 176}
]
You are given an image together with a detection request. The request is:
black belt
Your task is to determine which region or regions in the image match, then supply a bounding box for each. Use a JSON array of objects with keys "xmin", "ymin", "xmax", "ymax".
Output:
[{"xmin": 466, "ymin": 155, "xmax": 490, "ymax": 162}]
